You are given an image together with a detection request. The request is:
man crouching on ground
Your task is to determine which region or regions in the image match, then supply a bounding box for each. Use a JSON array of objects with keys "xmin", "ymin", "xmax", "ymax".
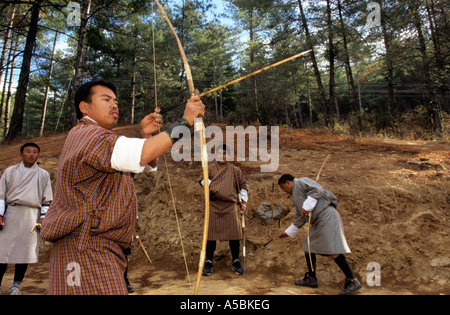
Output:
[{"xmin": 278, "ymin": 174, "xmax": 362, "ymax": 295}]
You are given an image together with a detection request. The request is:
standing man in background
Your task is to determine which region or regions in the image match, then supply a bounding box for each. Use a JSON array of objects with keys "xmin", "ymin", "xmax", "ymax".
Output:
[
  {"xmin": 201, "ymin": 144, "xmax": 248, "ymax": 276},
  {"xmin": 0, "ymin": 142, "xmax": 53, "ymax": 295}
]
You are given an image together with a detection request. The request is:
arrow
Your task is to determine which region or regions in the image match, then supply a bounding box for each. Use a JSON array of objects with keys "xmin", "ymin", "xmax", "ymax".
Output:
[
  {"xmin": 199, "ymin": 50, "xmax": 312, "ymax": 98},
  {"xmin": 159, "ymin": 50, "xmax": 312, "ymax": 114}
]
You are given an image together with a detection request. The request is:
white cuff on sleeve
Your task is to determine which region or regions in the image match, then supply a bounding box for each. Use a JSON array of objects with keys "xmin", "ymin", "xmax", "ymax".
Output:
[
  {"xmin": 111, "ymin": 136, "xmax": 146, "ymax": 173},
  {"xmin": 144, "ymin": 165, "xmax": 158, "ymax": 172},
  {"xmin": 285, "ymin": 224, "xmax": 300, "ymax": 238},
  {"xmin": 200, "ymin": 179, "xmax": 212, "ymax": 186},
  {"xmin": 240, "ymin": 189, "xmax": 248, "ymax": 203},
  {"xmin": 40, "ymin": 205, "xmax": 49, "ymax": 215},
  {"xmin": 0, "ymin": 200, "xmax": 5, "ymax": 216},
  {"xmin": 302, "ymin": 196, "xmax": 318, "ymax": 212}
]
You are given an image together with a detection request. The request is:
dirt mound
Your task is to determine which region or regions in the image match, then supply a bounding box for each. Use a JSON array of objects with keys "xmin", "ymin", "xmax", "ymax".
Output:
[{"xmin": 0, "ymin": 126, "xmax": 448, "ymax": 295}]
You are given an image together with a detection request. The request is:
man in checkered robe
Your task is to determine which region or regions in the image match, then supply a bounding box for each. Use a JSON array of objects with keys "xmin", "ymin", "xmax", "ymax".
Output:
[
  {"xmin": 41, "ymin": 80, "xmax": 204, "ymax": 294},
  {"xmin": 200, "ymin": 145, "xmax": 248, "ymax": 276}
]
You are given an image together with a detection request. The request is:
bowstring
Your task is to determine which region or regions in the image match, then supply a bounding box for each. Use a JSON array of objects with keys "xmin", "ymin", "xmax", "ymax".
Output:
[{"xmin": 151, "ymin": 2, "xmax": 192, "ymax": 288}]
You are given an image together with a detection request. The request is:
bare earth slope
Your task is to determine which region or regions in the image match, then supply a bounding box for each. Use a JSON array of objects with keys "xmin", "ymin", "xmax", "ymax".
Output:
[{"xmin": 0, "ymin": 125, "xmax": 448, "ymax": 295}]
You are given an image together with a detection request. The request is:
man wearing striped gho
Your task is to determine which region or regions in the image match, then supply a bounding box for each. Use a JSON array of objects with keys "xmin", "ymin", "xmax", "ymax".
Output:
[
  {"xmin": 200, "ymin": 144, "xmax": 248, "ymax": 276},
  {"xmin": 278, "ymin": 174, "xmax": 362, "ymax": 295},
  {"xmin": 40, "ymin": 79, "xmax": 204, "ymax": 295}
]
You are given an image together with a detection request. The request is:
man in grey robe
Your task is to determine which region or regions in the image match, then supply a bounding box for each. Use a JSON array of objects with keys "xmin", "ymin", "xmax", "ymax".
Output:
[
  {"xmin": 278, "ymin": 174, "xmax": 361, "ymax": 295},
  {"xmin": 0, "ymin": 143, "xmax": 53, "ymax": 295}
]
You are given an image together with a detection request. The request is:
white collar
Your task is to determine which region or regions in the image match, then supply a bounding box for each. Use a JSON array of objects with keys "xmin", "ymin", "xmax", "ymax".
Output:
[{"xmin": 84, "ymin": 115, "xmax": 97, "ymax": 124}]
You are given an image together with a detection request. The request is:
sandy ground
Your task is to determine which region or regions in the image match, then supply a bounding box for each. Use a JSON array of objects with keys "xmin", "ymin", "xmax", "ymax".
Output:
[{"xmin": 0, "ymin": 125, "xmax": 448, "ymax": 296}]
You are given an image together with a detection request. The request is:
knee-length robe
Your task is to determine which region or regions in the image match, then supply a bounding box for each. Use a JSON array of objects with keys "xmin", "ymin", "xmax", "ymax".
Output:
[
  {"xmin": 207, "ymin": 163, "xmax": 247, "ymax": 241},
  {"xmin": 0, "ymin": 162, "xmax": 53, "ymax": 264},
  {"xmin": 292, "ymin": 178, "xmax": 350, "ymax": 255},
  {"xmin": 40, "ymin": 118, "xmax": 138, "ymax": 295}
]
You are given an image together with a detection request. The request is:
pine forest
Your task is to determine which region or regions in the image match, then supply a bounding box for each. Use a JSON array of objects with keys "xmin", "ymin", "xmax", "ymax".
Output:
[{"xmin": 0, "ymin": 0, "xmax": 448, "ymax": 141}]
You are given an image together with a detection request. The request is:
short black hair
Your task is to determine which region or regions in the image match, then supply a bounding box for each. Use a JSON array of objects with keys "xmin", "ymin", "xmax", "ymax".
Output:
[
  {"xmin": 20, "ymin": 142, "xmax": 40, "ymax": 153},
  {"xmin": 218, "ymin": 144, "xmax": 230, "ymax": 154},
  {"xmin": 74, "ymin": 79, "xmax": 117, "ymax": 120},
  {"xmin": 278, "ymin": 174, "xmax": 295, "ymax": 185}
]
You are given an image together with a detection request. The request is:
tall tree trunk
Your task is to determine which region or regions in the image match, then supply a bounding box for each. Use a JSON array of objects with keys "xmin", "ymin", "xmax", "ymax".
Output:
[
  {"xmin": 425, "ymin": 0, "xmax": 448, "ymax": 112},
  {"xmin": 326, "ymin": 0, "xmax": 339, "ymax": 121},
  {"xmin": 412, "ymin": 4, "xmax": 442, "ymax": 136},
  {"xmin": 0, "ymin": 4, "xmax": 16, "ymax": 81},
  {"xmin": 70, "ymin": 0, "xmax": 92, "ymax": 127},
  {"xmin": 56, "ymin": 79, "xmax": 72, "ymax": 132},
  {"xmin": 291, "ymin": 70, "xmax": 304, "ymax": 128},
  {"xmin": 39, "ymin": 31, "xmax": 58, "ymax": 137},
  {"xmin": 337, "ymin": 0, "xmax": 359, "ymax": 128},
  {"xmin": 5, "ymin": 0, "xmax": 43, "ymax": 142},
  {"xmin": 3, "ymin": 35, "xmax": 18, "ymax": 138},
  {"xmin": 380, "ymin": 1, "xmax": 395, "ymax": 114},
  {"xmin": 219, "ymin": 90, "xmax": 223, "ymax": 123},
  {"xmin": 305, "ymin": 70, "xmax": 313, "ymax": 126},
  {"xmin": 297, "ymin": 101, "xmax": 304, "ymax": 129},
  {"xmin": 0, "ymin": 59, "xmax": 9, "ymax": 132},
  {"xmin": 298, "ymin": 0, "xmax": 328, "ymax": 126},
  {"xmin": 213, "ymin": 60, "xmax": 218, "ymax": 121},
  {"xmin": 248, "ymin": 8, "xmax": 259, "ymax": 124},
  {"xmin": 284, "ymin": 103, "xmax": 290, "ymax": 126}
]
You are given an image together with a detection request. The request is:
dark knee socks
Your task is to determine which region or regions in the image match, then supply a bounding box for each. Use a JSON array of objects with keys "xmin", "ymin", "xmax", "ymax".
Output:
[
  {"xmin": 0, "ymin": 263, "xmax": 28, "ymax": 286},
  {"xmin": 229, "ymin": 240, "xmax": 240, "ymax": 261},
  {"xmin": 0, "ymin": 263, "xmax": 7, "ymax": 286},
  {"xmin": 13, "ymin": 264, "xmax": 28, "ymax": 284},
  {"xmin": 206, "ymin": 240, "xmax": 240, "ymax": 262},
  {"xmin": 206, "ymin": 241, "xmax": 217, "ymax": 261},
  {"xmin": 305, "ymin": 253, "xmax": 316, "ymax": 278},
  {"xmin": 333, "ymin": 254, "xmax": 354, "ymax": 279},
  {"xmin": 305, "ymin": 254, "xmax": 354, "ymax": 279}
]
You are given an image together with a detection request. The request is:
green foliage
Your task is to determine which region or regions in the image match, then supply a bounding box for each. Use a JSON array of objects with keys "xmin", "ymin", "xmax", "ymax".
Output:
[{"xmin": 0, "ymin": 0, "xmax": 448, "ymax": 141}]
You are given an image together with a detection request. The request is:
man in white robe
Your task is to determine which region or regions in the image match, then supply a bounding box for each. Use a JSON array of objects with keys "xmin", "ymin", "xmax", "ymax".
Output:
[{"xmin": 0, "ymin": 142, "xmax": 53, "ymax": 295}]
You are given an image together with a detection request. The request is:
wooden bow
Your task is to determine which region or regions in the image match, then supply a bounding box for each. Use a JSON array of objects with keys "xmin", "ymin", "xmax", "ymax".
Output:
[{"xmin": 153, "ymin": 0, "xmax": 210, "ymax": 295}]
